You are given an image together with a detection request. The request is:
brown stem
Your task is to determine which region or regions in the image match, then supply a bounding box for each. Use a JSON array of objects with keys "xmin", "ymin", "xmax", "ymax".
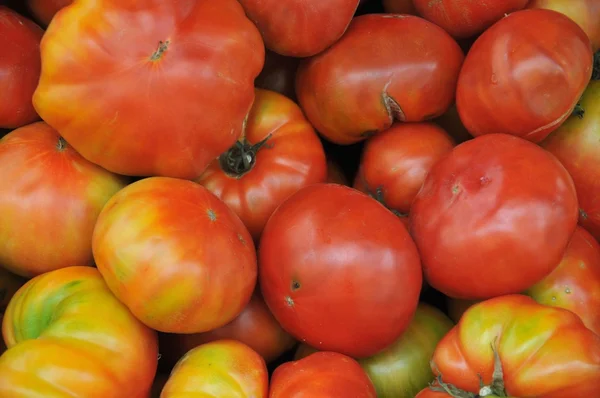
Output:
[
  {"xmin": 592, "ymin": 50, "xmax": 599, "ymax": 81},
  {"xmin": 150, "ymin": 40, "xmax": 170, "ymax": 61},
  {"xmin": 572, "ymin": 103, "xmax": 585, "ymax": 119},
  {"xmin": 219, "ymin": 134, "xmax": 272, "ymax": 177},
  {"xmin": 56, "ymin": 136, "xmax": 67, "ymax": 151},
  {"xmin": 370, "ymin": 186, "xmax": 408, "ymax": 218}
]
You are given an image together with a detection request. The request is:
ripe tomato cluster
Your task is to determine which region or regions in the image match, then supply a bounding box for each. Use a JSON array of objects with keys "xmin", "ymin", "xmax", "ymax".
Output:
[{"xmin": 1, "ymin": 0, "xmax": 599, "ymax": 397}]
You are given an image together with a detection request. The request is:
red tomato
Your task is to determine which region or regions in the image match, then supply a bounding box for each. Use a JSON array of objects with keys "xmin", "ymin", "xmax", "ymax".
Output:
[
  {"xmin": 296, "ymin": 14, "xmax": 464, "ymax": 145},
  {"xmin": 0, "ymin": 7, "xmax": 43, "ymax": 129},
  {"xmin": 0, "ymin": 122, "xmax": 128, "ymax": 278},
  {"xmin": 237, "ymin": 0, "xmax": 359, "ymax": 57},
  {"xmin": 159, "ymin": 292, "xmax": 296, "ymax": 367},
  {"xmin": 269, "ymin": 352, "xmax": 377, "ymax": 398},
  {"xmin": 196, "ymin": 88, "xmax": 327, "ymax": 241},
  {"xmin": 259, "ymin": 183, "xmax": 422, "ymax": 358},
  {"xmin": 456, "ymin": 9, "xmax": 593, "ymax": 143},
  {"xmin": 255, "ymin": 51, "xmax": 300, "ymax": 101},
  {"xmin": 26, "ymin": 0, "xmax": 72, "ymax": 26},
  {"xmin": 33, "ymin": 0, "xmax": 265, "ymax": 179},
  {"xmin": 412, "ymin": 0, "xmax": 528, "ymax": 39},
  {"xmin": 92, "ymin": 177, "xmax": 257, "ymax": 334},
  {"xmin": 410, "ymin": 134, "xmax": 579, "ymax": 299},
  {"xmin": 382, "ymin": 0, "xmax": 417, "ymax": 14},
  {"xmin": 353, "ymin": 122, "xmax": 455, "ymax": 215}
]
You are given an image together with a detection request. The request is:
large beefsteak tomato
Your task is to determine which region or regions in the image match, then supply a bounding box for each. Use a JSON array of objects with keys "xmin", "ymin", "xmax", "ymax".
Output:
[
  {"xmin": 92, "ymin": 177, "xmax": 257, "ymax": 334},
  {"xmin": 33, "ymin": 0, "xmax": 265, "ymax": 179},
  {"xmin": 296, "ymin": 14, "xmax": 464, "ymax": 145},
  {"xmin": 259, "ymin": 183, "xmax": 422, "ymax": 358},
  {"xmin": 0, "ymin": 122, "xmax": 128, "ymax": 278},
  {"xmin": 196, "ymin": 88, "xmax": 327, "ymax": 241},
  {"xmin": 26, "ymin": 0, "xmax": 72, "ymax": 26},
  {"xmin": 0, "ymin": 266, "xmax": 158, "ymax": 397},
  {"xmin": 410, "ymin": 134, "xmax": 579, "ymax": 299},
  {"xmin": 456, "ymin": 9, "xmax": 593, "ymax": 143}
]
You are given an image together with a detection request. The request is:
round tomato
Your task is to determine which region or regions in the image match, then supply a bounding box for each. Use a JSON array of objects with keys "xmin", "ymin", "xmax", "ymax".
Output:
[
  {"xmin": 159, "ymin": 291, "xmax": 296, "ymax": 367},
  {"xmin": 0, "ymin": 266, "xmax": 158, "ymax": 397},
  {"xmin": 161, "ymin": 340, "xmax": 268, "ymax": 398},
  {"xmin": 270, "ymin": 352, "xmax": 376, "ymax": 398},
  {"xmin": 0, "ymin": 122, "xmax": 128, "ymax": 278},
  {"xmin": 353, "ymin": 122, "xmax": 455, "ymax": 215},
  {"xmin": 196, "ymin": 88, "xmax": 327, "ymax": 241},
  {"xmin": 296, "ymin": 14, "xmax": 464, "ymax": 145},
  {"xmin": 456, "ymin": 9, "xmax": 593, "ymax": 143},
  {"xmin": 26, "ymin": 0, "xmax": 72, "ymax": 26},
  {"xmin": 259, "ymin": 183, "xmax": 422, "ymax": 358},
  {"xmin": 541, "ymin": 81, "xmax": 600, "ymax": 241},
  {"xmin": 0, "ymin": 7, "xmax": 43, "ymax": 129},
  {"xmin": 92, "ymin": 177, "xmax": 257, "ymax": 334},
  {"xmin": 410, "ymin": 134, "xmax": 579, "ymax": 299},
  {"xmin": 33, "ymin": 0, "xmax": 265, "ymax": 179},
  {"xmin": 237, "ymin": 0, "xmax": 359, "ymax": 57},
  {"xmin": 382, "ymin": 0, "xmax": 417, "ymax": 14},
  {"xmin": 255, "ymin": 51, "xmax": 300, "ymax": 101},
  {"xmin": 429, "ymin": 295, "xmax": 600, "ymax": 397}
]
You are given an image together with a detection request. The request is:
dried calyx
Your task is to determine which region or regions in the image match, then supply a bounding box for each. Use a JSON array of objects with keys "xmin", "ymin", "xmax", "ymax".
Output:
[{"xmin": 219, "ymin": 134, "xmax": 272, "ymax": 177}]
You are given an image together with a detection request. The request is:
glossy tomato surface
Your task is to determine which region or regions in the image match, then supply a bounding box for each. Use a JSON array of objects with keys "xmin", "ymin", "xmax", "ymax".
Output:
[
  {"xmin": 92, "ymin": 177, "xmax": 257, "ymax": 334},
  {"xmin": 270, "ymin": 352, "xmax": 376, "ymax": 398},
  {"xmin": 26, "ymin": 0, "xmax": 72, "ymax": 26},
  {"xmin": 410, "ymin": 134, "xmax": 579, "ymax": 299},
  {"xmin": 0, "ymin": 266, "xmax": 158, "ymax": 397},
  {"xmin": 0, "ymin": 122, "xmax": 128, "ymax": 278},
  {"xmin": 196, "ymin": 88, "xmax": 327, "ymax": 241},
  {"xmin": 296, "ymin": 14, "xmax": 464, "ymax": 145},
  {"xmin": 0, "ymin": 7, "xmax": 43, "ymax": 129},
  {"xmin": 456, "ymin": 9, "xmax": 593, "ymax": 143},
  {"xmin": 33, "ymin": 0, "xmax": 265, "ymax": 179},
  {"xmin": 259, "ymin": 183, "xmax": 422, "ymax": 358},
  {"xmin": 160, "ymin": 340, "xmax": 268, "ymax": 398}
]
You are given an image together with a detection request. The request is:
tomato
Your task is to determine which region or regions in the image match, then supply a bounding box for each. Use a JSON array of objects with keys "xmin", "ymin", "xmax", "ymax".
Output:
[
  {"xmin": 0, "ymin": 7, "xmax": 43, "ymax": 129},
  {"xmin": 0, "ymin": 266, "xmax": 158, "ymax": 397},
  {"xmin": 159, "ymin": 291, "xmax": 296, "ymax": 368},
  {"xmin": 255, "ymin": 51, "xmax": 300, "ymax": 101},
  {"xmin": 196, "ymin": 88, "xmax": 327, "ymax": 241},
  {"xmin": 296, "ymin": 14, "xmax": 464, "ymax": 145},
  {"xmin": 0, "ymin": 122, "xmax": 128, "ymax": 278},
  {"xmin": 541, "ymin": 81, "xmax": 600, "ymax": 241},
  {"xmin": 527, "ymin": 0, "xmax": 600, "ymax": 51},
  {"xmin": 160, "ymin": 340, "xmax": 268, "ymax": 398},
  {"xmin": 26, "ymin": 0, "xmax": 72, "ymax": 26},
  {"xmin": 412, "ymin": 0, "xmax": 528, "ymax": 39},
  {"xmin": 92, "ymin": 177, "xmax": 257, "ymax": 334},
  {"xmin": 456, "ymin": 9, "xmax": 593, "ymax": 143},
  {"xmin": 414, "ymin": 390, "xmax": 453, "ymax": 398},
  {"xmin": 429, "ymin": 295, "xmax": 600, "ymax": 397},
  {"xmin": 33, "ymin": 0, "xmax": 265, "ymax": 179},
  {"xmin": 259, "ymin": 183, "xmax": 422, "ymax": 358},
  {"xmin": 410, "ymin": 134, "xmax": 579, "ymax": 300},
  {"xmin": 270, "ymin": 352, "xmax": 376, "ymax": 398},
  {"xmin": 326, "ymin": 160, "xmax": 349, "ymax": 185},
  {"xmin": 237, "ymin": 0, "xmax": 359, "ymax": 57},
  {"xmin": 353, "ymin": 122, "xmax": 455, "ymax": 216},
  {"xmin": 382, "ymin": 0, "xmax": 417, "ymax": 14}
]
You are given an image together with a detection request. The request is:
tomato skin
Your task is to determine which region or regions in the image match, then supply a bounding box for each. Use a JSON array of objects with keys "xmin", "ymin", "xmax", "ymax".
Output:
[
  {"xmin": 255, "ymin": 51, "xmax": 300, "ymax": 101},
  {"xmin": 410, "ymin": 134, "xmax": 579, "ymax": 300},
  {"xmin": 92, "ymin": 177, "xmax": 257, "ymax": 334},
  {"xmin": 259, "ymin": 183, "xmax": 422, "ymax": 358},
  {"xmin": 413, "ymin": 0, "xmax": 528, "ymax": 39},
  {"xmin": 0, "ymin": 266, "xmax": 158, "ymax": 397},
  {"xmin": 354, "ymin": 122, "xmax": 455, "ymax": 215},
  {"xmin": 382, "ymin": 0, "xmax": 417, "ymax": 14},
  {"xmin": 26, "ymin": 0, "xmax": 72, "ymax": 26},
  {"xmin": 456, "ymin": 9, "xmax": 593, "ymax": 143},
  {"xmin": 269, "ymin": 352, "xmax": 376, "ymax": 398},
  {"xmin": 196, "ymin": 88, "xmax": 327, "ymax": 241},
  {"xmin": 541, "ymin": 81, "xmax": 600, "ymax": 241},
  {"xmin": 33, "ymin": 0, "xmax": 265, "ymax": 179},
  {"xmin": 0, "ymin": 122, "xmax": 128, "ymax": 278},
  {"xmin": 160, "ymin": 340, "xmax": 268, "ymax": 398},
  {"xmin": 0, "ymin": 7, "xmax": 43, "ymax": 129},
  {"xmin": 296, "ymin": 14, "xmax": 464, "ymax": 145}
]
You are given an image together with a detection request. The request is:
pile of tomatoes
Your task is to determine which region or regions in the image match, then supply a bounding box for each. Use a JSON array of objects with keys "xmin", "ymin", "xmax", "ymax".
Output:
[{"xmin": 1, "ymin": 0, "xmax": 599, "ymax": 397}]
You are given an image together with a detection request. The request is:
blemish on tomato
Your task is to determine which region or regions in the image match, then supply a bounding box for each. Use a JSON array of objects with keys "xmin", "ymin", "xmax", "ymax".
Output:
[
  {"xmin": 285, "ymin": 296, "xmax": 294, "ymax": 307},
  {"xmin": 565, "ymin": 287, "xmax": 571, "ymax": 294},
  {"xmin": 237, "ymin": 233, "xmax": 246, "ymax": 245},
  {"xmin": 207, "ymin": 209, "xmax": 217, "ymax": 221},
  {"xmin": 579, "ymin": 208, "xmax": 588, "ymax": 220},
  {"xmin": 452, "ymin": 184, "xmax": 461, "ymax": 194},
  {"xmin": 480, "ymin": 176, "xmax": 491, "ymax": 186},
  {"xmin": 291, "ymin": 280, "xmax": 301, "ymax": 291}
]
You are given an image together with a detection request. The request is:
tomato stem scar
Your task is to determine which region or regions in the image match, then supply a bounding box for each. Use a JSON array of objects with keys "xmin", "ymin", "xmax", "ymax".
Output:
[
  {"xmin": 150, "ymin": 40, "xmax": 170, "ymax": 61},
  {"xmin": 219, "ymin": 134, "xmax": 272, "ymax": 177}
]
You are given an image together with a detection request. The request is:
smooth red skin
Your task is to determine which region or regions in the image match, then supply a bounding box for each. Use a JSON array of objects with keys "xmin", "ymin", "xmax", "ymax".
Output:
[
  {"xmin": 410, "ymin": 134, "xmax": 579, "ymax": 300},
  {"xmin": 296, "ymin": 14, "xmax": 464, "ymax": 145},
  {"xmin": 259, "ymin": 183, "xmax": 422, "ymax": 358},
  {"xmin": 456, "ymin": 9, "xmax": 593, "ymax": 143},
  {"xmin": 527, "ymin": 0, "xmax": 600, "ymax": 51},
  {"xmin": 353, "ymin": 122, "xmax": 455, "ymax": 215},
  {"xmin": 26, "ymin": 0, "xmax": 72, "ymax": 26},
  {"xmin": 237, "ymin": 0, "xmax": 359, "ymax": 57},
  {"xmin": 159, "ymin": 292, "xmax": 296, "ymax": 367},
  {"xmin": 269, "ymin": 352, "xmax": 377, "ymax": 398},
  {"xmin": 255, "ymin": 51, "xmax": 300, "ymax": 101},
  {"xmin": 382, "ymin": 0, "xmax": 417, "ymax": 14},
  {"xmin": 0, "ymin": 7, "xmax": 43, "ymax": 129},
  {"xmin": 196, "ymin": 88, "xmax": 327, "ymax": 242},
  {"xmin": 413, "ymin": 0, "xmax": 528, "ymax": 39}
]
